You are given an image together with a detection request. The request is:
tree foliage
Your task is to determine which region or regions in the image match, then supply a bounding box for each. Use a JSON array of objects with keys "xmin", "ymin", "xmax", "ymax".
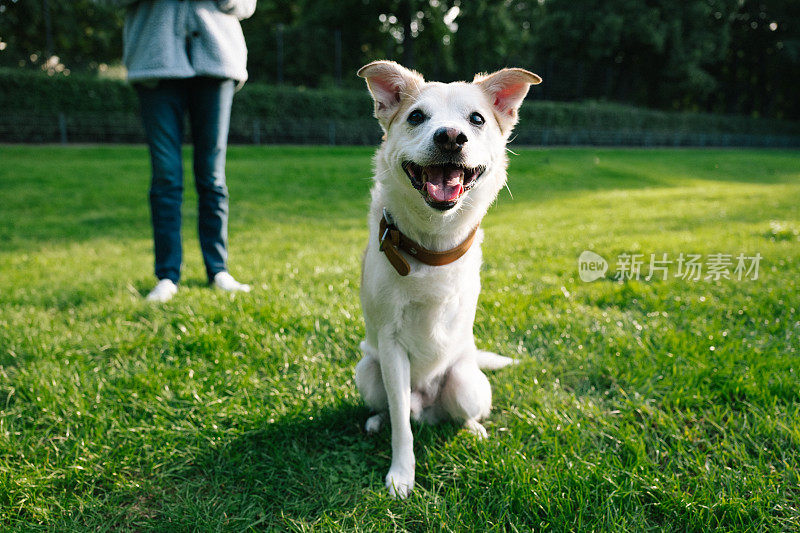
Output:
[{"xmin": 0, "ymin": 0, "xmax": 797, "ymax": 118}]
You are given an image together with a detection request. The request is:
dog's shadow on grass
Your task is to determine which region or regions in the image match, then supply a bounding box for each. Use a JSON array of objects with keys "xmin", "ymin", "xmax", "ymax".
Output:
[{"xmin": 184, "ymin": 402, "xmax": 460, "ymax": 521}]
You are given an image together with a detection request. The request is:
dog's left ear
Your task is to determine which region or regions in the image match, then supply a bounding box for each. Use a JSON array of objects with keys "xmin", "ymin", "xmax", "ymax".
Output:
[
  {"xmin": 475, "ymin": 68, "xmax": 542, "ymax": 132},
  {"xmin": 358, "ymin": 61, "xmax": 425, "ymax": 129}
]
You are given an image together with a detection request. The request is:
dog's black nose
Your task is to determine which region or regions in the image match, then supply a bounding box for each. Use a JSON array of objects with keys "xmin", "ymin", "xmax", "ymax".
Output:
[{"xmin": 433, "ymin": 127, "xmax": 468, "ymax": 152}]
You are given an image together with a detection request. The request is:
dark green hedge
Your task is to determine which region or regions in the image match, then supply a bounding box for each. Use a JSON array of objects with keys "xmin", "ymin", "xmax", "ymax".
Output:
[
  {"xmin": 2, "ymin": 68, "xmax": 799, "ymax": 144},
  {"xmin": 520, "ymin": 100, "xmax": 800, "ymax": 136},
  {"xmin": 0, "ymin": 68, "xmax": 140, "ymax": 114}
]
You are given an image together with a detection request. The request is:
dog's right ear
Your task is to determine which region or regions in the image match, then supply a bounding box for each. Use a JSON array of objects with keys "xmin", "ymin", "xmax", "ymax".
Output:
[{"xmin": 358, "ymin": 61, "xmax": 424, "ymax": 128}]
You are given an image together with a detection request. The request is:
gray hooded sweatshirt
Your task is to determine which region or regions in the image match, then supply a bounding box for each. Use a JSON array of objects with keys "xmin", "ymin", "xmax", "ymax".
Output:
[{"xmin": 109, "ymin": 0, "xmax": 256, "ymax": 84}]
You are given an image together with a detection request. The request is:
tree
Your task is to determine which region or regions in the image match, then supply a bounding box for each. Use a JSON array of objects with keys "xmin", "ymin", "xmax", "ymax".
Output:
[
  {"xmin": 531, "ymin": 0, "xmax": 735, "ymax": 108},
  {"xmin": 446, "ymin": 0, "xmax": 539, "ymax": 82},
  {"xmin": 711, "ymin": 0, "xmax": 800, "ymax": 118},
  {"xmin": 0, "ymin": 0, "xmax": 797, "ymax": 118},
  {"xmin": 0, "ymin": 0, "xmax": 123, "ymax": 72}
]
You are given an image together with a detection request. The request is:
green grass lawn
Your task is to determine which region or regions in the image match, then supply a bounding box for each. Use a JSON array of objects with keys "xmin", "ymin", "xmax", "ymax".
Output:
[{"xmin": 1, "ymin": 145, "xmax": 798, "ymax": 531}]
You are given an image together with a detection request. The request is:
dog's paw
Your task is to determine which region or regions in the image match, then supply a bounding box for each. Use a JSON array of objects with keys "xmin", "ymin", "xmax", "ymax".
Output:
[
  {"xmin": 365, "ymin": 413, "xmax": 384, "ymax": 434},
  {"xmin": 385, "ymin": 467, "xmax": 415, "ymax": 499},
  {"xmin": 464, "ymin": 419, "xmax": 488, "ymax": 440}
]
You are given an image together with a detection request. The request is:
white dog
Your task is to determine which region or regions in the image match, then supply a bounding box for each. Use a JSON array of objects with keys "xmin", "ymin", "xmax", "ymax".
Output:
[{"xmin": 355, "ymin": 61, "xmax": 541, "ymax": 498}]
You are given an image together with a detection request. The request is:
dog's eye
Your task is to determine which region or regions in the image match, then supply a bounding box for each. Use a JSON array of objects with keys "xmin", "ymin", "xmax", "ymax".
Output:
[
  {"xmin": 407, "ymin": 110, "xmax": 427, "ymax": 126},
  {"xmin": 469, "ymin": 112, "xmax": 485, "ymax": 126}
]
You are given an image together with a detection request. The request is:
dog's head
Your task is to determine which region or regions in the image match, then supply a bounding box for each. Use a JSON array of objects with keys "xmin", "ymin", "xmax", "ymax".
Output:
[{"xmin": 359, "ymin": 61, "xmax": 541, "ymax": 216}]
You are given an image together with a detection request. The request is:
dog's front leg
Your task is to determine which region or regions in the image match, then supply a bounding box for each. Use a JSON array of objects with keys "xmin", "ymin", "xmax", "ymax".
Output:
[{"xmin": 379, "ymin": 336, "xmax": 415, "ymax": 499}]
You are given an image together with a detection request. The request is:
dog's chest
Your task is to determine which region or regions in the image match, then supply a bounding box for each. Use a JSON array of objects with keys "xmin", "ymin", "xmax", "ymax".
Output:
[
  {"xmin": 393, "ymin": 269, "xmax": 479, "ymax": 381},
  {"xmin": 397, "ymin": 300, "xmax": 462, "ymax": 381}
]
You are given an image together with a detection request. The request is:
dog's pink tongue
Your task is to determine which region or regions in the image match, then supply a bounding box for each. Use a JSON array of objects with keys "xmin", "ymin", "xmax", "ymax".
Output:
[{"xmin": 425, "ymin": 167, "xmax": 464, "ymax": 202}]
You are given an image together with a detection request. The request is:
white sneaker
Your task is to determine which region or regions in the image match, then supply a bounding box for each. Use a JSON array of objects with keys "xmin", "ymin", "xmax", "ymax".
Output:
[
  {"xmin": 212, "ymin": 272, "xmax": 251, "ymax": 293},
  {"xmin": 146, "ymin": 279, "xmax": 178, "ymax": 302}
]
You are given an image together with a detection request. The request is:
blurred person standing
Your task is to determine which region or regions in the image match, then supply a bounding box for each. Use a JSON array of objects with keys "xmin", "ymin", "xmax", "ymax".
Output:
[{"xmin": 108, "ymin": 0, "xmax": 256, "ymax": 302}]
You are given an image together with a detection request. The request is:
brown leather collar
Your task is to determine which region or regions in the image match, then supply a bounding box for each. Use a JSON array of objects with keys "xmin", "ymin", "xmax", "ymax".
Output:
[{"xmin": 378, "ymin": 209, "xmax": 479, "ymax": 276}]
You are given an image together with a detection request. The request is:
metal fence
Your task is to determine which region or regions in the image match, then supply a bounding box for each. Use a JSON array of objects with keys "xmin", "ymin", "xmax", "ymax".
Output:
[{"xmin": 1, "ymin": 112, "xmax": 798, "ymax": 148}]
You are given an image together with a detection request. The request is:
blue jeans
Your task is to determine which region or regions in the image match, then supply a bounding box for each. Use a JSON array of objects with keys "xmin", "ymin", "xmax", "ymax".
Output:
[{"xmin": 136, "ymin": 77, "xmax": 235, "ymax": 284}]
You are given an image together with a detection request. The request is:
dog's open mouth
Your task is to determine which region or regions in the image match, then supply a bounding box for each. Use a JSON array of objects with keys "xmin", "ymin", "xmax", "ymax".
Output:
[{"xmin": 401, "ymin": 162, "xmax": 486, "ymax": 211}]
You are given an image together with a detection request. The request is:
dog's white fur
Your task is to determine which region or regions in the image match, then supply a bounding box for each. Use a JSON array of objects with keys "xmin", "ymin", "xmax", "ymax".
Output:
[{"xmin": 355, "ymin": 61, "xmax": 541, "ymax": 498}]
